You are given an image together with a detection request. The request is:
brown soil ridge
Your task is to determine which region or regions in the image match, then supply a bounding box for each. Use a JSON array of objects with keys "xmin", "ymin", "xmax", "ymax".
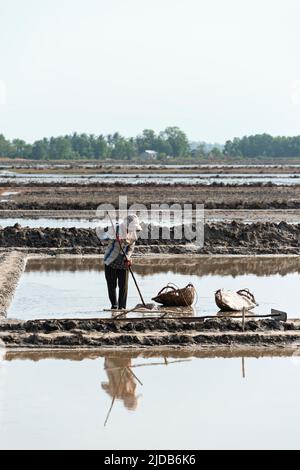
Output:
[
  {"xmin": 1, "ymin": 318, "xmax": 300, "ymax": 348},
  {"xmin": 0, "ymin": 222, "xmax": 299, "ymax": 255},
  {"xmin": 2, "ymin": 183, "xmax": 300, "ymax": 210},
  {"xmin": 5, "ymin": 164, "xmax": 300, "ymax": 174},
  {"xmin": 0, "ymin": 251, "xmax": 27, "ymax": 317}
]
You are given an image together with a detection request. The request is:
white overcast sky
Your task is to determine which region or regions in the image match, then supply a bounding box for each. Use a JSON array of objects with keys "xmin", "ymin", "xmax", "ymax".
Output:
[{"xmin": 0, "ymin": 0, "xmax": 300, "ymax": 143}]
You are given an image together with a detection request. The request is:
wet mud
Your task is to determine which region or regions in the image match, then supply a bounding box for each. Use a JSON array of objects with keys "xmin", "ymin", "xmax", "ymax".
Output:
[
  {"xmin": 2, "ymin": 183, "xmax": 300, "ymax": 210},
  {"xmin": 4, "ymin": 162, "xmax": 300, "ymax": 174},
  {"xmin": 0, "ymin": 221, "xmax": 299, "ymax": 255},
  {"xmin": 1, "ymin": 317, "xmax": 300, "ymax": 349},
  {"xmin": 0, "ymin": 251, "xmax": 27, "ymax": 316}
]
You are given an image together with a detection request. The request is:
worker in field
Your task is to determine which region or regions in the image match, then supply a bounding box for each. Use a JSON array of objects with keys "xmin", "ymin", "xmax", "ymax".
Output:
[{"xmin": 100, "ymin": 214, "xmax": 142, "ymax": 310}]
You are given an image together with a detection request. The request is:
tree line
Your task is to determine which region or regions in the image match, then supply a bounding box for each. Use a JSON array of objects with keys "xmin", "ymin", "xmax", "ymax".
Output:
[
  {"xmin": 1, "ymin": 129, "xmax": 300, "ymax": 160},
  {"xmin": 224, "ymin": 134, "xmax": 300, "ymax": 158},
  {"xmin": 0, "ymin": 127, "xmax": 190, "ymax": 160}
]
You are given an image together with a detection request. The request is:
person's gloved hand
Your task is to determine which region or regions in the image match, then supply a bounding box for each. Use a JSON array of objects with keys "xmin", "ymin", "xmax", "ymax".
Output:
[{"xmin": 124, "ymin": 259, "xmax": 132, "ymax": 268}]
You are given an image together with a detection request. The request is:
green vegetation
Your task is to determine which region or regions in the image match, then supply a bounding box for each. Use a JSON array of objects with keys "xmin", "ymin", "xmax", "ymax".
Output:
[
  {"xmin": 0, "ymin": 127, "xmax": 190, "ymax": 160},
  {"xmin": 224, "ymin": 134, "xmax": 300, "ymax": 158},
  {"xmin": 1, "ymin": 129, "xmax": 300, "ymax": 160}
]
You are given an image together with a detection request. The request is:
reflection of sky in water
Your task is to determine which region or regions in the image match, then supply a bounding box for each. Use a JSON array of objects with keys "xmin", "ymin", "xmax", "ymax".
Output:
[
  {"xmin": 0, "ymin": 216, "xmax": 183, "ymax": 229},
  {"xmin": 1, "ymin": 172, "xmax": 300, "ymax": 185},
  {"xmin": 0, "ymin": 351, "xmax": 300, "ymax": 449},
  {"xmin": 8, "ymin": 258, "xmax": 300, "ymax": 319},
  {"xmin": 0, "ymin": 218, "xmax": 100, "ymax": 229}
]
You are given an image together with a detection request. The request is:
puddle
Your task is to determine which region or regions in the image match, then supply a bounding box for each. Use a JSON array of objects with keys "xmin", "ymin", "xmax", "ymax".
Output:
[
  {"xmin": 0, "ymin": 349, "xmax": 300, "ymax": 449},
  {"xmin": 0, "ymin": 191, "xmax": 20, "ymax": 205},
  {"xmin": 0, "ymin": 216, "xmax": 183, "ymax": 229},
  {"xmin": 1, "ymin": 192, "xmax": 19, "ymax": 197},
  {"xmin": 7, "ymin": 256, "xmax": 300, "ymax": 320},
  {"xmin": 0, "ymin": 218, "xmax": 100, "ymax": 229}
]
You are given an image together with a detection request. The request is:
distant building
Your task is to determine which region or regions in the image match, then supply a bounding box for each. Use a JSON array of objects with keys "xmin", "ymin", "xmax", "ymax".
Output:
[{"xmin": 140, "ymin": 150, "xmax": 158, "ymax": 161}]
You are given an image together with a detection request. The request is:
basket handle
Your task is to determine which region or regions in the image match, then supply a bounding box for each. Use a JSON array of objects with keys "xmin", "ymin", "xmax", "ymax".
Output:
[
  {"xmin": 237, "ymin": 288, "xmax": 256, "ymax": 303},
  {"xmin": 156, "ymin": 283, "xmax": 177, "ymax": 296},
  {"xmin": 156, "ymin": 282, "xmax": 195, "ymax": 296}
]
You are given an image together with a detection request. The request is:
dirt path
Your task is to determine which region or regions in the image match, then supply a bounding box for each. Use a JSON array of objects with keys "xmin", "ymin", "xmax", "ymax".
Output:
[{"xmin": 0, "ymin": 252, "xmax": 27, "ymax": 317}]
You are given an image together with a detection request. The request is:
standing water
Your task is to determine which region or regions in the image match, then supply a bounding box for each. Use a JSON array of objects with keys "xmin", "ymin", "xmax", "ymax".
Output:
[
  {"xmin": 0, "ymin": 349, "xmax": 300, "ymax": 449},
  {"xmin": 7, "ymin": 256, "xmax": 300, "ymax": 319}
]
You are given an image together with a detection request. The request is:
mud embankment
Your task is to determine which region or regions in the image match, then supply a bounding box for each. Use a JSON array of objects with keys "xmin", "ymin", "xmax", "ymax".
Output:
[
  {"xmin": 3, "ymin": 156, "xmax": 300, "ymax": 166},
  {"xmin": 0, "ymin": 222, "xmax": 299, "ymax": 255},
  {"xmin": 5, "ymin": 163, "xmax": 300, "ymax": 174},
  {"xmin": 2, "ymin": 183, "xmax": 300, "ymax": 210},
  {"xmin": 1, "ymin": 317, "xmax": 300, "ymax": 348},
  {"xmin": 0, "ymin": 252, "xmax": 27, "ymax": 317}
]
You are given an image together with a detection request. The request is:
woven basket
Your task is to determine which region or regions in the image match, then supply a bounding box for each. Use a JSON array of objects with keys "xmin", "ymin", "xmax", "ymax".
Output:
[
  {"xmin": 215, "ymin": 288, "xmax": 257, "ymax": 311},
  {"xmin": 152, "ymin": 283, "xmax": 196, "ymax": 307}
]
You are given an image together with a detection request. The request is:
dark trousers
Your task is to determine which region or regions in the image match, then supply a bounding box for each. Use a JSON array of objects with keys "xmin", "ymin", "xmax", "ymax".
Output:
[{"xmin": 105, "ymin": 264, "xmax": 129, "ymax": 309}]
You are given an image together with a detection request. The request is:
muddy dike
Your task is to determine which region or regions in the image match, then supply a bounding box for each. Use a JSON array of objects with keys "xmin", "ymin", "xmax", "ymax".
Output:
[
  {"xmin": 4, "ymin": 164, "xmax": 300, "ymax": 174},
  {"xmin": 1, "ymin": 317, "xmax": 300, "ymax": 349},
  {"xmin": 0, "ymin": 252, "xmax": 27, "ymax": 317},
  {"xmin": 3, "ymin": 156, "xmax": 300, "ymax": 167},
  {"xmin": 0, "ymin": 222, "xmax": 300, "ymax": 255},
  {"xmin": 2, "ymin": 183, "xmax": 300, "ymax": 211}
]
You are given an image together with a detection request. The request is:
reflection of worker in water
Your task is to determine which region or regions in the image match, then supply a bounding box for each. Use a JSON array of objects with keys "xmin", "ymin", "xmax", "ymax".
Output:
[{"xmin": 101, "ymin": 357, "xmax": 139, "ymax": 411}]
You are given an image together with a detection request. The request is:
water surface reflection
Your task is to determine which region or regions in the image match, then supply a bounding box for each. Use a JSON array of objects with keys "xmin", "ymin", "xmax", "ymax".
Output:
[
  {"xmin": 25, "ymin": 255, "xmax": 300, "ymax": 277},
  {"xmin": 8, "ymin": 256, "xmax": 300, "ymax": 319},
  {"xmin": 1, "ymin": 349, "xmax": 300, "ymax": 449}
]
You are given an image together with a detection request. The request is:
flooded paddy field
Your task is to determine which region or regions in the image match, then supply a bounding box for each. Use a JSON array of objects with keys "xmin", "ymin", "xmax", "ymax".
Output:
[
  {"xmin": 1, "ymin": 172, "xmax": 300, "ymax": 185},
  {"xmin": 0, "ymin": 218, "xmax": 100, "ymax": 229},
  {"xmin": 1, "ymin": 208, "xmax": 300, "ymax": 227},
  {"xmin": 7, "ymin": 256, "xmax": 300, "ymax": 320},
  {"xmin": 0, "ymin": 348, "xmax": 300, "ymax": 449}
]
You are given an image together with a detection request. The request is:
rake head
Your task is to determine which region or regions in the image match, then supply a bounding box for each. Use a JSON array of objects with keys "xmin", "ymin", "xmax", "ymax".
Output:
[{"xmin": 135, "ymin": 302, "xmax": 156, "ymax": 310}]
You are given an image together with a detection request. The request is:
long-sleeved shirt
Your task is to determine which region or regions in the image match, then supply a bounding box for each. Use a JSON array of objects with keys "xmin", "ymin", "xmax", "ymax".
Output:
[{"xmin": 101, "ymin": 224, "xmax": 135, "ymax": 268}]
